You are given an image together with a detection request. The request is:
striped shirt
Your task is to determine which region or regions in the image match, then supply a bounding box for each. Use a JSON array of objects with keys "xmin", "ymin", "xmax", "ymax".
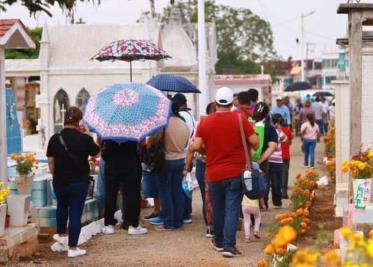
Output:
[{"xmin": 269, "ymin": 129, "xmax": 287, "ymax": 164}]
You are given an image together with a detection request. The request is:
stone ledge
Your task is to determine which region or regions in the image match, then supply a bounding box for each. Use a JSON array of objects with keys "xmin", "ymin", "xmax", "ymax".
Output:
[{"xmin": 0, "ymin": 223, "xmax": 39, "ymax": 263}]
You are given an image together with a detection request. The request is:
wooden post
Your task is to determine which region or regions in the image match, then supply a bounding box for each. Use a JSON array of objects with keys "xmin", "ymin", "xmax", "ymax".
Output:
[
  {"xmin": 349, "ymin": 12, "xmax": 363, "ymax": 156},
  {"xmin": 0, "ymin": 47, "xmax": 7, "ymax": 184}
]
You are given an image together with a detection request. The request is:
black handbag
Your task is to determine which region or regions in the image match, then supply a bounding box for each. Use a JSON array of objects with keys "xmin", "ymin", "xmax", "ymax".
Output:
[
  {"xmin": 238, "ymin": 115, "xmax": 266, "ymax": 199},
  {"xmin": 141, "ymin": 131, "xmax": 166, "ymax": 173}
]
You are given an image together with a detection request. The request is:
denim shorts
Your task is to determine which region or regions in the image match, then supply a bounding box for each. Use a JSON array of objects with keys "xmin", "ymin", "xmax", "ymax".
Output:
[{"xmin": 142, "ymin": 170, "xmax": 160, "ymax": 198}]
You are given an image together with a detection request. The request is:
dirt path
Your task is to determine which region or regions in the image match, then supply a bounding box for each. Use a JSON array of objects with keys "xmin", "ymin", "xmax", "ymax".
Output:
[{"xmin": 17, "ymin": 139, "xmax": 326, "ymax": 267}]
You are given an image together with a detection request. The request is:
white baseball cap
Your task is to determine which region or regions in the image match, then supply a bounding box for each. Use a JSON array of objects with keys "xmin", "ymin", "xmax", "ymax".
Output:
[
  {"xmin": 215, "ymin": 87, "xmax": 234, "ymax": 106},
  {"xmin": 276, "ymin": 96, "xmax": 283, "ymax": 101}
]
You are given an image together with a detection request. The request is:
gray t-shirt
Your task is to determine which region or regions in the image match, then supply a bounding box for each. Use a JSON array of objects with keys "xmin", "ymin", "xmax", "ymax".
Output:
[{"xmin": 312, "ymin": 102, "xmax": 324, "ymax": 120}]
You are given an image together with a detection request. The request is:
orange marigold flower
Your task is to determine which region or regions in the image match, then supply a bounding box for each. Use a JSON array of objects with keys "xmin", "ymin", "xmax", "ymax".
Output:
[
  {"xmin": 257, "ymin": 259, "xmax": 268, "ymax": 267},
  {"xmin": 264, "ymin": 245, "xmax": 274, "ymax": 255},
  {"xmin": 275, "ymin": 247, "xmax": 286, "ymax": 256},
  {"xmin": 303, "ymin": 209, "xmax": 310, "ymax": 217}
]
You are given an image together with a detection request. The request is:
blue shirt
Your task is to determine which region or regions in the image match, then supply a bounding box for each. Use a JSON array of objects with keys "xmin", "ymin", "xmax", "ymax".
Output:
[{"xmin": 271, "ymin": 105, "xmax": 291, "ymax": 125}]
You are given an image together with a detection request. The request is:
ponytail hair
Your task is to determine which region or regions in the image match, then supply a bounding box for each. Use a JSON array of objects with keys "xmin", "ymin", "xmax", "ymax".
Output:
[{"xmin": 307, "ymin": 113, "xmax": 315, "ymax": 127}]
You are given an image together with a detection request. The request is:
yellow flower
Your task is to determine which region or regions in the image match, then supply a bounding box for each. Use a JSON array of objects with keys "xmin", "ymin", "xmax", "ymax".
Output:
[
  {"xmin": 366, "ymin": 239, "xmax": 373, "ymax": 257},
  {"xmin": 263, "ymin": 244, "xmax": 274, "ymax": 255},
  {"xmin": 340, "ymin": 227, "xmax": 353, "ymax": 240},
  {"xmin": 322, "ymin": 249, "xmax": 341, "ymax": 266}
]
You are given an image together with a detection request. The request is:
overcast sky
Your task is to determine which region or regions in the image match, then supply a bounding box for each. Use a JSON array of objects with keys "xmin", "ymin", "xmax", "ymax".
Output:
[{"xmin": 0, "ymin": 0, "xmax": 348, "ymax": 59}]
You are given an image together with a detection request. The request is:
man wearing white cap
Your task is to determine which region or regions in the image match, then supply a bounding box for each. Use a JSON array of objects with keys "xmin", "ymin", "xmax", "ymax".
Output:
[
  {"xmin": 190, "ymin": 87, "xmax": 259, "ymax": 257},
  {"xmin": 271, "ymin": 96, "xmax": 291, "ymax": 126}
]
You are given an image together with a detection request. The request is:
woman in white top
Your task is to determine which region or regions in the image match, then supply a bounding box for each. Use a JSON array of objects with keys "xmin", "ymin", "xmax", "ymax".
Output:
[{"xmin": 301, "ymin": 113, "xmax": 320, "ymax": 168}]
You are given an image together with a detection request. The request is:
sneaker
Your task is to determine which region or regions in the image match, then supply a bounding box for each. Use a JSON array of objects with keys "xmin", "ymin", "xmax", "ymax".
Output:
[
  {"xmin": 53, "ymin": 234, "xmax": 67, "ymax": 245},
  {"xmin": 51, "ymin": 242, "xmax": 68, "ymax": 252},
  {"xmin": 148, "ymin": 217, "xmax": 163, "ymax": 225},
  {"xmin": 68, "ymin": 247, "xmax": 86, "ymax": 258},
  {"xmin": 254, "ymin": 231, "xmax": 260, "ymax": 239},
  {"xmin": 128, "ymin": 225, "xmax": 148, "ymax": 235},
  {"xmin": 183, "ymin": 218, "xmax": 193, "ymax": 224},
  {"xmin": 144, "ymin": 213, "xmax": 160, "ymax": 221},
  {"xmin": 102, "ymin": 225, "xmax": 115, "ymax": 235},
  {"xmin": 211, "ymin": 240, "xmax": 223, "ymax": 252},
  {"xmin": 206, "ymin": 228, "xmax": 214, "ymax": 238},
  {"xmin": 282, "ymin": 193, "xmax": 289, "ymax": 199},
  {"xmin": 154, "ymin": 225, "xmax": 174, "ymax": 231},
  {"xmin": 222, "ymin": 247, "xmax": 242, "ymax": 258},
  {"xmin": 274, "ymin": 205, "xmax": 283, "ymax": 209}
]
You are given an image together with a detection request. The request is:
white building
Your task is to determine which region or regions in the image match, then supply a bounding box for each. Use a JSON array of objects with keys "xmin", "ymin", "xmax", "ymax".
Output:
[
  {"xmin": 321, "ymin": 51, "xmax": 339, "ymax": 90},
  {"xmin": 5, "ymin": 8, "xmax": 217, "ymax": 149}
]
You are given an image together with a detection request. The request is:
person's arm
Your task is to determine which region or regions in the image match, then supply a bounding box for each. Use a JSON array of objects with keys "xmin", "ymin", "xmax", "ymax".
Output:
[
  {"xmin": 183, "ymin": 149, "xmax": 195, "ymax": 176},
  {"xmin": 258, "ymin": 142, "xmax": 277, "ymax": 164},
  {"xmin": 286, "ymin": 108, "xmax": 291, "ymax": 125},
  {"xmin": 286, "ymin": 130, "xmax": 293, "ymax": 145},
  {"xmin": 242, "ymin": 115, "xmax": 259, "ymax": 150},
  {"xmin": 190, "ymin": 137, "xmax": 205, "ymax": 154},
  {"xmin": 248, "ymin": 134, "xmax": 259, "ymax": 151},
  {"xmin": 88, "ymin": 137, "xmax": 100, "ymax": 157},
  {"xmin": 47, "ymin": 157, "xmax": 55, "ymax": 175}
]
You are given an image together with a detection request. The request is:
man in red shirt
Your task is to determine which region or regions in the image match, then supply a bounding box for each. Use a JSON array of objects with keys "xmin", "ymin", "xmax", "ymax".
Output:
[
  {"xmin": 281, "ymin": 122, "xmax": 293, "ymax": 199},
  {"xmin": 191, "ymin": 87, "xmax": 259, "ymax": 258}
]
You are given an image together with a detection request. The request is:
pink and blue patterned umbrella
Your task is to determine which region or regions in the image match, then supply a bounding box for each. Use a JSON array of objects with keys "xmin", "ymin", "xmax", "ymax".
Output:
[
  {"xmin": 83, "ymin": 83, "xmax": 171, "ymax": 142},
  {"xmin": 92, "ymin": 39, "xmax": 171, "ymax": 82}
]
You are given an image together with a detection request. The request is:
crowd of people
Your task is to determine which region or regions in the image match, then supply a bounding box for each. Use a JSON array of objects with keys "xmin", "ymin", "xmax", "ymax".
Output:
[{"xmin": 45, "ymin": 87, "xmax": 333, "ymax": 258}]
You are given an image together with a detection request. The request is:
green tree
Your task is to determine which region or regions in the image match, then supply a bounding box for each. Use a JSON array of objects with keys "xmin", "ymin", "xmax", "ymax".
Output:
[
  {"xmin": 5, "ymin": 28, "xmax": 42, "ymax": 59},
  {"xmin": 161, "ymin": 0, "xmax": 277, "ymax": 74},
  {"xmin": 0, "ymin": 0, "xmax": 99, "ymax": 17}
]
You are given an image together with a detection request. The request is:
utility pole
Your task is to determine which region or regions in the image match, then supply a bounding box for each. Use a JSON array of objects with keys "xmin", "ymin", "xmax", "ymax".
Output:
[
  {"xmin": 301, "ymin": 11, "xmax": 315, "ymax": 82},
  {"xmin": 198, "ymin": 0, "xmax": 209, "ymax": 116},
  {"xmin": 149, "ymin": 0, "xmax": 155, "ymax": 18}
]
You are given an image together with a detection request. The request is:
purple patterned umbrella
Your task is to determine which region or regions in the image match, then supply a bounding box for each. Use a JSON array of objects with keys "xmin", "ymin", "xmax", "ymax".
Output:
[{"xmin": 92, "ymin": 39, "xmax": 171, "ymax": 82}]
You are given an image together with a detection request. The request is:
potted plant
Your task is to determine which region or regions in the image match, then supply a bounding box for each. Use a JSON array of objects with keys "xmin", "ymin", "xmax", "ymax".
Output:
[
  {"xmin": 10, "ymin": 153, "xmax": 38, "ymax": 195},
  {"xmin": 0, "ymin": 183, "xmax": 11, "ymax": 236},
  {"xmin": 341, "ymin": 149, "xmax": 373, "ymax": 209}
]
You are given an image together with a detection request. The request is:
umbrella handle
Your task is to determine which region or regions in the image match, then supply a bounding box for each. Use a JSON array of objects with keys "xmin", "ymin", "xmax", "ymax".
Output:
[{"xmin": 130, "ymin": 60, "xmax": 132, "ymax": 82}]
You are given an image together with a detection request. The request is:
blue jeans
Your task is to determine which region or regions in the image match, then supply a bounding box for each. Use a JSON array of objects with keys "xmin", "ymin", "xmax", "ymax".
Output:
[
  {"xmin": 142, "ymin": 170, "xmax": 160, "ymax": 198},
  {"xmin": 183, "ymin": 192, "xmax": 192, "ymax": 220},
  {"xmin": 208, "ymin": 177, "xmax": 242, "ymax": 250},
  {"xmin": 54, "ymin": 181, "xmax": 89, "ymax": 247},
  {"xmin": 195, "ymin": 160, "xmax": 207, "ymax": 225},
  {"xmin": 158, "ymin": 159, "xmax": 185, "ymax": 229},
  {"xmin": 316, "ymin": 120, "xmax": 324, "ymax": 135},
  {"xmin": 96, "ymin": 160, "xmax": 106, "ymax": 218},
  {"xmin": 304, "ymin": 139, "xmax": 317, "ymax": 167}
]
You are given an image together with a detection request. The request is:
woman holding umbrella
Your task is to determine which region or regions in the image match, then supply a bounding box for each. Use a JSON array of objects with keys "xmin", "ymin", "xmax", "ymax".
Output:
[{"xmin": 83, "ymin": 83, "xmax": 172, "ymax": 234}]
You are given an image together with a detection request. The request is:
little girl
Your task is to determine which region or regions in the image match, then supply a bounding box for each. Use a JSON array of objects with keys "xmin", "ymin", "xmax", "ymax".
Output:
[{"xmin": 242, "ymin": 195, "xmax": 261, "ymax": 242}]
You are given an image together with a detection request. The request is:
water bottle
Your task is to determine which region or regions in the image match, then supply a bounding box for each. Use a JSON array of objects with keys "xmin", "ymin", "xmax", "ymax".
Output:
[{"xmin": 243, "ymin": 170, "xmax": 252, "ymax": 191}]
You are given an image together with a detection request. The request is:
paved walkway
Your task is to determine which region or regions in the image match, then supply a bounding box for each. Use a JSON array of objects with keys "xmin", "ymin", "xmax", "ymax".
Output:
[{"xmin": 32, "ymin": 139, "xmax": 325, "ymax": 267}]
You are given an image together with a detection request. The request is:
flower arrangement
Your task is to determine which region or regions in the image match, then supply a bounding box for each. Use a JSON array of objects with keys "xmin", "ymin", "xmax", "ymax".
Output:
[
  {"xmin": 341, "ymin": 149, "xmax": 373, "ymax": 179},
  {"xmin": 258, "ymin": 170, "xmax": 320, "ymax": 267},
  {"xmin": 10, "ymin": 153, "xmax": 37, "ymax": 176},
  {"xmin": 291, "ymin": 248, "xmax": 341, "ymax": 267},
  {"xmin": 325, "ymin": 157, "xmax": 336, "ymax": 180},
  {"xmin": 324, "ymin": 126, "xmax": 335, "ymax": 158},
  {"xmin": 258, "ymin": 225, "xmax": 297, "ymax": 267},
  {"xmin": 0, "ymin": 183, "xmax": 10, "ymax": 205}
]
